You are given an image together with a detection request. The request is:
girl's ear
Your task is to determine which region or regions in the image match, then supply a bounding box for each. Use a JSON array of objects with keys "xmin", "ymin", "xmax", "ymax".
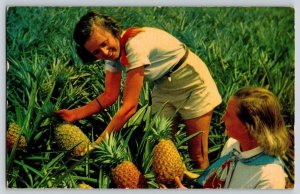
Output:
[{"xmin": 76, "ymin": 45, "xmax": 98, "ymax": 64}]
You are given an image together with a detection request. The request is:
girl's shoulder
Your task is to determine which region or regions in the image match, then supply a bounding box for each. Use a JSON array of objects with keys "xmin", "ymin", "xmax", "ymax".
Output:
[
  {"xmin": 221, "ymin": 138, "xmax": 240, "ymax": 156},
  {"xmin": 256, "ymin": 163, "xmax": 286, "ymax": 189},
  {"xmin": 131, "ymin": 27, "xmax": 173, "ymax": 40}
]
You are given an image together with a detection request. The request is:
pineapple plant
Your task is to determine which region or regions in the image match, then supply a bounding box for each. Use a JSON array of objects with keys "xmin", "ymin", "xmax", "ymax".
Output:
[
  {"xmin": 94, "ymin": 132, "xmax": 147, "ymax": 188},
  {"xmin": 54, "ymin": 123, "xmax": 91, "ymax": 157},
  {"xmin": 39, "ymin": 80, "xmax": 54, "ymax": 99},
  {"xmin": 6, "ymin": 122, "xmax": 27, "ymax": 151},
  {"xmin": 41, "ymin": 101, "xmax": 62, "ymax": 124},
  {"xmin": 150, "ymin": 115, "xmax": 185, "ymax": 187}
]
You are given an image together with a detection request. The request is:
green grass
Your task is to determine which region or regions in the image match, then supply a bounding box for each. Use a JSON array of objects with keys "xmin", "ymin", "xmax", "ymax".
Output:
[{"xmin": 6, "ymin": 7, "xmax": 294, "ymax": 188}]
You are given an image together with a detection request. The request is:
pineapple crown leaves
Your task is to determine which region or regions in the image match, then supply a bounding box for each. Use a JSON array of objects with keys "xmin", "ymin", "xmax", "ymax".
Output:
[
  {"xmin": 137, "ymin": 114, "xmax": 173, "ymax": 171},
  {"xmin": 137, "ymin": 113, "xmax": 173, "ymax": 161},
  {"xmin": 94, "ymin": 132, "xmax": 132, "ymax": 168},
  {"xmin": 41, "ymin": 101, "xmax": 57, "ymax": 117},
  {"xmin": 40, "ymin": 101, "xmax": 62, "ymax": 123},
  {"xmin": 149, "ymin": 114, "xmax": 173, "ymax": 143}
]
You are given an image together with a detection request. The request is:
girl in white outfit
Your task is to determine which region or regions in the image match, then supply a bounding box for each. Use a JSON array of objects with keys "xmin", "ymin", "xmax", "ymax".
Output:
[{"xmin": 56, "ymin": 11, "xmax": 222, "ymax": 170}]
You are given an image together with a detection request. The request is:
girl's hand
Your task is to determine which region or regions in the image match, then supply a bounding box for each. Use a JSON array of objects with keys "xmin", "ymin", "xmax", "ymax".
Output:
[
  {"xmin": 79, "ymin": 143, "xmax": 96, "ymax": 156},
  {"xmin": 55, "ymin": 109, "xmax": 77, "ymax": 122},
  {"xmin": 79, "ymin": 134, "xmax": 106, "ymax": 156},
  {"xmin": 80, "ymin": 132, "xmax": 106, "ymax": 156}
]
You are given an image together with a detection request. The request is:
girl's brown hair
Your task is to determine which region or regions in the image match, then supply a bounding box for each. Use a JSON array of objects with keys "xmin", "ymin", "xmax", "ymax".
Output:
[
  {"xmin": 233, "ymin": 87, "xmax": 289, "ymax": 157},
  {"xmin": 73, "ymin": 11, "xmax": 122, "ymax": 63}
]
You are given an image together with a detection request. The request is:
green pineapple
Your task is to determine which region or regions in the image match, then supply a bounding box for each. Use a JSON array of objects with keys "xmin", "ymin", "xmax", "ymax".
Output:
[
  {"xmin": 95, "ymin": 132, "xmax": 147, "ymax": 188},
  {"xmin": 6, "ymin": 122, "xmax": 27, "ymax": 151},
  {"xmin": 39, "ymin": 80, "xmax": 54, "ymax": 99},
  {"xmin": 54, "ymin": 123, "xmax": 90, "ymax": 157},
  {"xmin": 150, "ymin": 115, "xmax": 185, "ymax": 186}
]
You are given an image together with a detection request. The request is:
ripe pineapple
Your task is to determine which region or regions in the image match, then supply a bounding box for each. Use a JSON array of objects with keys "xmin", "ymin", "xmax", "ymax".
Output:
[
  {"xmin": 7, "ymin": 122, "xmax": 27, "ymax": 151},
  {"xmin": 77, "ymin": 183, "xmax": 93, "ymax": 189},
  {"xmin": 95, "ymin": 132, "xmax": 147, "ymax": 188},
  {"xmin": 54, "ymin": 123, "xmax": 90, "ymax": 157},
  {"xmin": 150, "ymin": 115, "xmax": 185, "ymax": 186},
  {"xmin": 112, "ymin": 160, "xmax": 147, "ymax": 188}
]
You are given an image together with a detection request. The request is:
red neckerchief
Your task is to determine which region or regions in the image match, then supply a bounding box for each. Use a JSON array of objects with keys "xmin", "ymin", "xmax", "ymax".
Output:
[{"xmin": 119, "ymin": 27, "xmax": 144, "ymax": 67}]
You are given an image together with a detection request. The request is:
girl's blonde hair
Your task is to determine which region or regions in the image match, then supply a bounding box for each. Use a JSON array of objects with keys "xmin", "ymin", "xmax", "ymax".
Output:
[{"xmin": 233, "ymin": 87, "xmax": 289, "ymax": 157}]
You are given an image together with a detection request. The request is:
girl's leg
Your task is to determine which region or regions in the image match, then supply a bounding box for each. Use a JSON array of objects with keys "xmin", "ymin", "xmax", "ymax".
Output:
[
  {"xmin": 170, "ymin": 114, "xmax": 182, "ymax": 139},
  {"xmin": 184, "ymin": 110, "xmax": 213, "ymax": 170}
]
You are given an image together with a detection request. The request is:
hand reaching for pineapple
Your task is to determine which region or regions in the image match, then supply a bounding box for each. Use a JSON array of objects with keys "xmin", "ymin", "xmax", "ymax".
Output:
[
  {"xmin": 79, "ymin": 142, "xmax": 98, "ymax": 156},
  {"xmin": 79, "ymin": 132, "xmax": 107, "ymax": 156},
  {"xmin": 55, "ymin": 109, "xmax": 78, "ymax": 122}
]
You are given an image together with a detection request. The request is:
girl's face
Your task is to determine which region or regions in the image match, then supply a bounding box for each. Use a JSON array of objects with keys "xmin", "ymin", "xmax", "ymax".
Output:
[
  {"xmin": 222, "ymin": 97, "xmax": 249, "ymax": 141},
  {"xmin": 84, "ymin": 26, "xmax": 120, "ymax": 61}
]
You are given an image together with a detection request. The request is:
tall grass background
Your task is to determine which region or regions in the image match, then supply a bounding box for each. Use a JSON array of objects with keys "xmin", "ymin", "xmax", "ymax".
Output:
[{"xmin": 6, "ymin": 7, "xmax": 294, "ymax": 188}]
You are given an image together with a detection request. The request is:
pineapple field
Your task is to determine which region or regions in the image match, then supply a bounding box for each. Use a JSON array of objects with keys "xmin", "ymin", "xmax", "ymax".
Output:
[{"xmin": 6, "ymin": 7, "xmax": 294, "ymax": 189}]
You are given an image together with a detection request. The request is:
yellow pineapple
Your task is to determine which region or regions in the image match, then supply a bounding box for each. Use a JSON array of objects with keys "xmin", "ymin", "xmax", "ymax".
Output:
[
  {"xmin": 112, "ymin": 160, "xmax": 147, "ymax": 188},
  {"xmin": 77, "ymin": 183, "xmax": 93, "ymax": 189},
  {"xmin": 7, "ymin": 122, "xmax": 27, "ymax": 151},
  {"xmin": 54, "ymin": 123, "xmax": 90, "ymax": 157},
  {"xmin": 150, "ymin": 115, "xmax": 185, "ymax": 186},
  {"xmin": 95, "ymin": 132, "xmax": 147, "ymax": 188}
]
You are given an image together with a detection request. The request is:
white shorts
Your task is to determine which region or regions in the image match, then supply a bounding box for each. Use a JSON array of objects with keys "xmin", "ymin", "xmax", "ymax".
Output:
[{"xmin": 151, "ymin": 51, "xmax": 222, "ymax": 120}]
